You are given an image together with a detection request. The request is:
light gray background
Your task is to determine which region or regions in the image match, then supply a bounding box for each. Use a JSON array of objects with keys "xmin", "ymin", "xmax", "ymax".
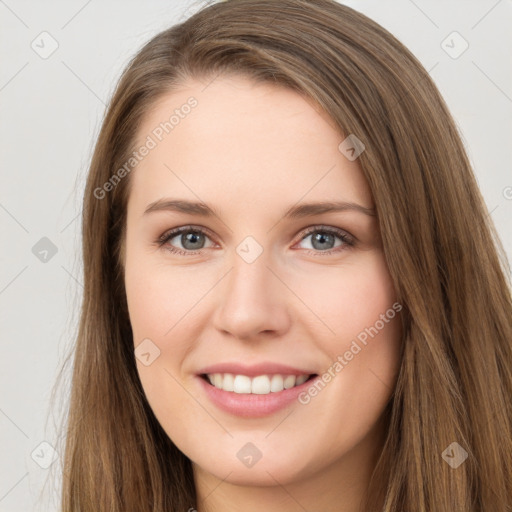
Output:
[{"xmin": 1, "ymin": 1, "xmax": 511, "ymax": 510}]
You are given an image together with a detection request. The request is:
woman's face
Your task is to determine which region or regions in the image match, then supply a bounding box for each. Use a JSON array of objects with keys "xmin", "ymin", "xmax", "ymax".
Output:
[{"xmin": 123, "ymin": 75, "xmax": 402, "ymax": 489}]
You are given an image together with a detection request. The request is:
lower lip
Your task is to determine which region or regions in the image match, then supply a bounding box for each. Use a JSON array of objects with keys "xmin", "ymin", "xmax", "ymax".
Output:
[{"xmin": 197, "ymin": 375, "xmax": 319, "ymax": 418}]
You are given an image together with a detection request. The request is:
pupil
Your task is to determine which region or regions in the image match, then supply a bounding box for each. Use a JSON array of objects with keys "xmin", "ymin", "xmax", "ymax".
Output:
[
  {"xmin": 183, "ymin": 232, "xmax": 203, "ymax": 250},
  {"xmin": 312, "ymin": 232, "xmax": 334, "ymax": 250}
]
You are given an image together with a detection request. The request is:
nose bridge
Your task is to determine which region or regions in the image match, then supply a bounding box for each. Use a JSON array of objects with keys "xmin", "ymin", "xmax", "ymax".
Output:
[
  {"xmin": 228, "ymin": 243, "xmax": 276, "ymax": 311},
  {"xmin": 212, "ymin": 239, "xmax": 289, "ymax": 339},
  {"xmin": 230, "ymin": 247, "xmax": 272, "ymax": 299},
  {"xmin": 226, "ymin": 233, "xmax": 275, "ymax": 297}
]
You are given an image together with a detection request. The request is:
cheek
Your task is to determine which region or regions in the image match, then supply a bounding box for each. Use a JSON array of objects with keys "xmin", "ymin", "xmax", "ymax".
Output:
[
  {"xmin": 124, "ymin": 253, "xmax": 200, "ymax": 347},
  {"xmin": 338, "ymin": 266, "xmax": 400, "ymax": 353},
  {"xmin": 291, "ymin": 251, "xmax": 399, "ymax": 347},
  {"xmin": 125, "ymin": 272, "xmax": 175, "ymax": 342},
  {"xmin": 124, "ymin": 258, "xmax": 208, "ymax": 441},
  {"xmin": 296, "ymin": 252, "xmax": 402, "ymax": 400}
]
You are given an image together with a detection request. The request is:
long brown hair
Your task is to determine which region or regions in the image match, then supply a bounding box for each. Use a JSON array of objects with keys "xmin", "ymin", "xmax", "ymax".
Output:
[{"xmin": 54, "ymin": 0, "xmax": 512, "ymax": 509}]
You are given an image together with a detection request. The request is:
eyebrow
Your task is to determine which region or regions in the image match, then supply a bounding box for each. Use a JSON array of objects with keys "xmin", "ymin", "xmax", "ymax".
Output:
[{"xmin": 143, "ymin": 199, "xmax": 376, "ymax": 218}]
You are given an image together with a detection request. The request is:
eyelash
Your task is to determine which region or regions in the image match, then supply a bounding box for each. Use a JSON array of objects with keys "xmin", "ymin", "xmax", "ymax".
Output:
[{"xmin": 156, "ymin": 224, "xmax": 355, "ymax": 257}]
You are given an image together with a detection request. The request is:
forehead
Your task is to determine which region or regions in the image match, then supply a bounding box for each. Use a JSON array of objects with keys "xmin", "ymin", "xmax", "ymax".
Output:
[{"xmin": 127, "ymin": 75, "xmax": 372, "ymax": 215}]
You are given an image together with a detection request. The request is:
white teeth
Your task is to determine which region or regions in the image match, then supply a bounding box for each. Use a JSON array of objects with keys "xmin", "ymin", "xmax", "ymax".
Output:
[
  {"xmin": 223, "ymin": 373, "xmax": 234, "ymax": 391},
  {"xmin": 213, "ymin": 373, "xmax": 223, "ymax": 388},
  {"xmin": 233, "ymin": 375, "xmax": 252, "ymax": 393},
  {"xmin": 270, "ymin": 374, "xmax": 284, "ymax": 392},
  {"xmin": 251, "ymin": 375, "xmax": 271, "ymax": 394},
  {"xmin": 283, "ymin": 375, "xmax": 296, "ymax": 389},
  {"xmin": 295, "ymin": 375, "xmax": 308, "ymax": 385},
  {"xmin": 206, "ymin": 373, "xmax": 311, "ymax": 394}
]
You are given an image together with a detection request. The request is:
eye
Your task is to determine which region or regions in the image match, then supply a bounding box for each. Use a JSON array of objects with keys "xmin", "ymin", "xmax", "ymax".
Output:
[
  {"xmin": 294, "ymin": 225, "xmax": 355, "ymax": 255},
  {"xmin": 156, "ymin": 224, "xmax": 355, "ymax": 256},
  {"xmin": 157, "ymin": 226, "xmax": 216, "ymax": 255}
]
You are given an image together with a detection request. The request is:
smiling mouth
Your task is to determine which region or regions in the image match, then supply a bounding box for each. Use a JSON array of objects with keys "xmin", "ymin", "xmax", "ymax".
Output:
[{"xmin": 200, "ymin": 373, "xmax": 317, "ymax": 394}]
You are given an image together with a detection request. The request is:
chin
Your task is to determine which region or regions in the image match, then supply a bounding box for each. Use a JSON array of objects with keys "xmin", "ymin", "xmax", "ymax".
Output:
[{"xmin": 193, "ymin": 446, "xmax": 316, "ymax": 487}]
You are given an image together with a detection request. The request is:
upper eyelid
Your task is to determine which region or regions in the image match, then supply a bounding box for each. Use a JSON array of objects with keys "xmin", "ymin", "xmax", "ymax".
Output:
[{"xmin": 161, "ymin": 225, "xmax": 217, "ymax": 242}]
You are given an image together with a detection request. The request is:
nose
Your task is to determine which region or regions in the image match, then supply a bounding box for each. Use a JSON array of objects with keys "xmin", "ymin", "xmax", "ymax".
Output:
[{"xmin": 212, "ymin": 249, "xmax": 291, "ymax": 341}]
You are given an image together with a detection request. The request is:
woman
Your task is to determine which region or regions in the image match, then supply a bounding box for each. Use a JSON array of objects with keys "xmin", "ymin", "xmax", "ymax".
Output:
[{"xmin": 58, "ymin": 0, "xmax": 512, "ymax": 510}]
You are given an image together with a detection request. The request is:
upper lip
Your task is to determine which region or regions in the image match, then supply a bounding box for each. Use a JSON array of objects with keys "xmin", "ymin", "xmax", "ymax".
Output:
[{"xmin": 197, "ymin": 362, "xmax": 318, "ymax": 377}]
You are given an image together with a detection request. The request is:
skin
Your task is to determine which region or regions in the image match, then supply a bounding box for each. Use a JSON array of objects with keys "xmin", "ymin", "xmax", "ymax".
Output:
[{"xmin": 123, "ymin": 75, "xmax": 402, "ymax": 512}]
